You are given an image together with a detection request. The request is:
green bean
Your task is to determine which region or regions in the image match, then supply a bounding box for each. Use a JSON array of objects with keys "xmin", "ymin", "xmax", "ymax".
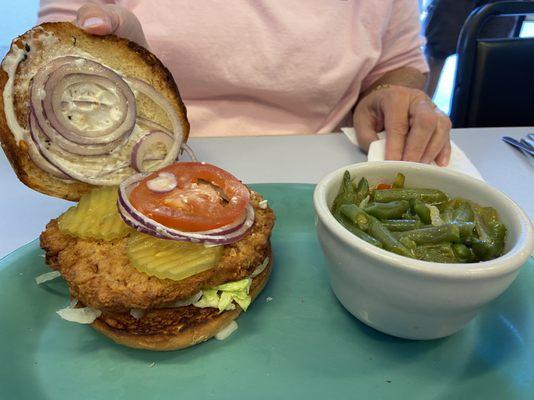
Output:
[
  {"xmin": 337, "ymin": 215, "xmax": 383, "ymax": 248},
  {"xmin": 364, "ymin": 200, "xmax": 410, "ymax": 219},
  {"xmin": 470, "ymin": 239, "xmax": 495, "ymax": 261},
  {"xmin": 452, "ymin": 243, "xmax": 476, "ymax": 263},
  {"xmin": 488, "ymin": 221, "xmax": 506, "ymax": 255},
  {"xmin": 399, "ymin": 237, "xmax": 417, "ymax": 250},
  {"xmin": 373, "ymin": 188, "xmax": 448, "ymax": 205},
  {"xmin": 415, "ymin": 243, "xmax": 459, "ymax": 263},
  {"xmin": 330, "ymin": 170, "xmax": 507, "ymax": 263},
  {"xmin": 367, "ymin": 217, "xmax": 414, "ymax": 258},
  {"xmin": 452, "ymin": 201, "xmax": 475, "ymax": 223},
  {"xmin": 393, "ymin": 224, "xmax": 460, "ymax": 244},
  {"xmin": 410, "ymin": 198, "xmax": 431, "ymax": 224},
  {"xmin": 473, "ymin": 210, "xmax": 491, "ymax": 242},
  {"xmin": 340, "ymin": 204, "xmax": 413, "ymax": 257},
  {"xmin": 381, "ymin": 219, "xmax": 422, "ymax": 231},
  {"xmin": 331, "ymin": 171, "xmax": 359, "ymax": 214},
  {"xmin": 340, "ymin": 204, "xmax": 370, "ymax": 231},
  {"xmin": 355, "ymin": 177, "xmax": 370, "ymax": 205},
  {"xmin": 470, "ymin": 214, "xmax": 506, "ymax": 260},
  {"xmin": 441, "ymin": 207, "xmax": 454, "ymax": 223},
  {"xmin": 449, "ymin": 221, "xmax": 476, "ymax": 241},
  {"xmin": 392, "ymin": 173, "xmax": 405, "ymax": 189},
  {"xmin": 479, "ymin": 206, "xmax": 499, "ymax": 225}
]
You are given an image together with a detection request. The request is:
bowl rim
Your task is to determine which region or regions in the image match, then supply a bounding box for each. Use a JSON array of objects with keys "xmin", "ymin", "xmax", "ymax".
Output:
[{"xmin": 313, "ymin": 161, "xmax": 534, "ymax": 279}]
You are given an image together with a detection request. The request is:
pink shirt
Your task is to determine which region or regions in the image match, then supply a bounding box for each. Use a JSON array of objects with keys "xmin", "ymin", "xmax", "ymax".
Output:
[{"xmin": 39, "ymin": 0, "xmax": 428, "ymax": 137}]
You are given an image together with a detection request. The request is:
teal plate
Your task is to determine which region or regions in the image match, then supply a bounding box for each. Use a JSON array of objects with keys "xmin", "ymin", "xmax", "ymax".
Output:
[{"xmin": 1, "ymin": 184, "xmax": 533, "ymax": 400}]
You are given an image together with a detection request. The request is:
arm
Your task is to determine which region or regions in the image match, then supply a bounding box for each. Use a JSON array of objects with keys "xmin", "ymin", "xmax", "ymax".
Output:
[{"xmin": 360, "ymin": 66, "xmax": 426, "ymax": 97}]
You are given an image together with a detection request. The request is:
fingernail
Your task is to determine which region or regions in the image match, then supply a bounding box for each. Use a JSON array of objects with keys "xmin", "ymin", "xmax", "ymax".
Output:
[{"xmin": 82, "ymin": 17, "xmax": 104, "ymax": 28}]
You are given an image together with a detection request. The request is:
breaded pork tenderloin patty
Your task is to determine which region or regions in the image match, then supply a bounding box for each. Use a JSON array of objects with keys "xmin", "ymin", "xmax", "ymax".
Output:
[
  {"xmin": 40, "ymin": 190, "xmax": 275, "ymax": 312},
  {"xmin": 90, "ymin": 258, "xmax": 272, "ymax": 351}
]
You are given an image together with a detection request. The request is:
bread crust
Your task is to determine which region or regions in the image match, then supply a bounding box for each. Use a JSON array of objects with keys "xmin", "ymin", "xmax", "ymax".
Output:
[
  {"xmin": 0, "ymin": 22, "xmax": 189, "ymax": 201},
  {"xmin": 91, "ymin": 256, "xmax": 272, "ymax": 351}
]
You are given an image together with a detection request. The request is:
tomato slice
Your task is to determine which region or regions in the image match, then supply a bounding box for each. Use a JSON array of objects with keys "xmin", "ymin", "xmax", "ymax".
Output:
[
  {"xmin": 129, "ymin": 162, "xmax": 250, "ymax": 232},
  {"xmin": 375, "ymin": 183, "xmax": 392, "ymax": 190}
]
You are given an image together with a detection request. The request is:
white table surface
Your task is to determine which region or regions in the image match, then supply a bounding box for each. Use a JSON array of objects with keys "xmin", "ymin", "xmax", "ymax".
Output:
[{"xmin": 0, "ymin": 127, "xmax": 533, "ymax": 258}]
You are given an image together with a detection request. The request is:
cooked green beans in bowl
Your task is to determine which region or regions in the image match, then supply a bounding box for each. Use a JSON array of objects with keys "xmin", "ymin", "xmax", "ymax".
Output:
[
  {"xmin": 331, "ymin": 171, "xmax": 507, "ymax": 263},
  {"xmin": 314, "ymin": 161, "xmax": 534, "ymax": 339}
]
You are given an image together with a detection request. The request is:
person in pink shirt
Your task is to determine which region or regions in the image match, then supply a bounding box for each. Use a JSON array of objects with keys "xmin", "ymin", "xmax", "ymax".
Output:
[{"xmin": 39, "ymin": 0, "xmax": 451, "ymax": 165}]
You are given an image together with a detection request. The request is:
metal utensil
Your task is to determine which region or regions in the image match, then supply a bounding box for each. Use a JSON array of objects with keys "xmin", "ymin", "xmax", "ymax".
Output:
[
  {"xmin": 520, "ymin": 139, "xmax": 534, "ymax": 150},
  {"xmin": 502, "ymin": 136, "xmax": 534, "ymax": 157},
  {"xmin": 524, "ymin": 133, "xmax": 534, "ymax": 148}
]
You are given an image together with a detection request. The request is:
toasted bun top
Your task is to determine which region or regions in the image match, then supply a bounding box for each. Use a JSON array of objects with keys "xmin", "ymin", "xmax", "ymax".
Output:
[{"xmin": 0, "ymin": 22, "xmax": 189, "ymax": 201}]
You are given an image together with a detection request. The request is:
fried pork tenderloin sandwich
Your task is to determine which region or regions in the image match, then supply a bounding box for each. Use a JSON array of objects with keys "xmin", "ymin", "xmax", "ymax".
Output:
[{"xmin": 1, "ymin": 23, "xmax": 275, "ymax": 351}]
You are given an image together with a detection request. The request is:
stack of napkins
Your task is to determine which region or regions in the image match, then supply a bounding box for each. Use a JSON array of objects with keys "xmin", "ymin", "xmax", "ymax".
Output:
[{"xmin": 341, "ymin": 127, "xmax": 484, "ymax": 181}]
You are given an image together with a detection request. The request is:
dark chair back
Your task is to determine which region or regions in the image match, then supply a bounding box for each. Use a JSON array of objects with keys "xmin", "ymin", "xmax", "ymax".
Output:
[{"xmin": 450, "ymin": 1, "xmax": 534, "ymax": 128}]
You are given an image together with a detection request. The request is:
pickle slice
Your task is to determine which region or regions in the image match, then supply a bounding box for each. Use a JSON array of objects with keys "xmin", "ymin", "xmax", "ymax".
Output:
[
  {"xmin": 127, "ymin": 231, "xmax": 223, "ymax": 281},
  {"xmin": 58, "ymin": 186, "xmax": 130, "ymax": 241}
]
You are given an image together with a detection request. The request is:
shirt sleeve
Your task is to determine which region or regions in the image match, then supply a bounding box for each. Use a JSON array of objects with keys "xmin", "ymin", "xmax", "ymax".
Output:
[
  {"xmin": 38, "ymin": 0, "xmax": 117, "ymax": 23},
  {"xmin": 361, "ymin": 0, "xmax": 429, "ymax": 92}
]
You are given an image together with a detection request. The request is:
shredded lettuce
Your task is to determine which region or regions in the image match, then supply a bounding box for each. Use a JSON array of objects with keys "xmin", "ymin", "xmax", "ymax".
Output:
[{"xmin": 194, "ymin": 278, "xmax": 252, "ymax": 312}]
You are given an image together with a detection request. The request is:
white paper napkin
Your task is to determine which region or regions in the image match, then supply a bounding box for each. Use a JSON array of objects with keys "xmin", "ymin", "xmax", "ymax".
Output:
[{"xmin": 341, "ymin": 127, "xmax": 484, "ymax": 181}]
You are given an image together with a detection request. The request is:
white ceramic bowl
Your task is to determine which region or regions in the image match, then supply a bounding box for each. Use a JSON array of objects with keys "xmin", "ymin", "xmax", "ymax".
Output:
[{"xmin": 313, "ymin": 161, "xmax": 534, "ymax": 340}]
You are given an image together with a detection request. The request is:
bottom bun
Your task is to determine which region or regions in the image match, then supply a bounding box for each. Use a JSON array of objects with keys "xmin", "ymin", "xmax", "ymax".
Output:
[{"xmin": 92, "ymin": 251, "xmax": 272, "ymax": 351}]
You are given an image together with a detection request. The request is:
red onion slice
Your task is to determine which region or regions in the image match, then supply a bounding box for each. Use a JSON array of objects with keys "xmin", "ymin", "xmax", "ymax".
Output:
[
  {"xmin": 131, "ymin": 130, "xmax": 174, "ymax": 172},
  {"xmin": 46, "ymin": 73, "xmax": 131, "ymax": 144},
  {"xmin": 180, "ymin": 143, "xmax": 198, "ymax": 162},
  {"xmin": 27, "ymin": 57, "xmax": 187, "ymax": 185},
  {"xmin": 28, "ymin": 115, "xmax": 73, "ymax": 179},
  {"xmin": 126, "ymin": 78, "xmax": 184, "ymax": 167},
  {"xmin": 136, "ymin": 116, "xmax": 171, "ymax": 132},
  {"xmin": 137, "ymin": 117, "xmax": 197, "ymax": 162},
  {"xmin": 34, "ymin": 58, "xmax": 136, "ymax": 145},
  {"xmin": 29, "ymin": 106, "xmax": 122, "ymax": 156},
  {"xmin": 117, "ymin": 173, "xmax": 255, "ymax": 245},
  {"xmin": 26, "ymin": 128, "xmax": 71, "ymax": 179}
]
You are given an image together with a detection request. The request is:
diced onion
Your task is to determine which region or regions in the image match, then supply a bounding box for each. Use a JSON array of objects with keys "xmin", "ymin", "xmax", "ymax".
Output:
[
  {"xmin": 215, "ymin": 321, "xmax": 238, "ymax": 340},
  {"xmin": 56, "ymin": 302, "xmax": 102, "ymax": 324},
  {"xmin": 427, "ymin": 204, "xmax": 444, "ymax": 226},
  {"xmin": 168, "ymin": 291, "xmax": 203, "ymax": 308},
  {"xmin": 251, "ymin": 257, "xmax": 270, "ymax": 278},
  {"xmin": 146, "ymin": 171, "xmax": 178, "ymax": 192},
  {"xmin": 130, "ymin": 309, "xmax": 145, "ymax": 319},
  {"xmin": 35, "ymin": 270, "xmax": 61, "ymax": 284}
]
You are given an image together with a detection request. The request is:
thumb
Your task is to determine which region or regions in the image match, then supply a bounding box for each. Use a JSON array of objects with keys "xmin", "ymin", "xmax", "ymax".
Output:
[
  {"xmin": 353, "ymin": 103, "xmax": 381, "ymax": 152},
  {"xmin": 75, "ymin": 4, "xmax": 149, "ymax": 48}
]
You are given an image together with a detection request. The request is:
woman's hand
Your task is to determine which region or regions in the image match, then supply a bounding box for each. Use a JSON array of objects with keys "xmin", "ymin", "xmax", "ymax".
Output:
[
  {"xmin": 75, "ymin": 3, "xmax": 148, "ymax": 48},
  {"xmin": 353, "ymin": 85, "xmax": 451, "ymax": 166}
]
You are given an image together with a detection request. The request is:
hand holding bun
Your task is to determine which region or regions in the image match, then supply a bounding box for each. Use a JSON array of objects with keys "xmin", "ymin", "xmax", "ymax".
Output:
[
  {"xmin": 75, "ymin": 3, "xmax": 148, "ymax": 48},
  {"xmin": 0, "ymin": 22, "xmax": 188, "ymax": 200}
]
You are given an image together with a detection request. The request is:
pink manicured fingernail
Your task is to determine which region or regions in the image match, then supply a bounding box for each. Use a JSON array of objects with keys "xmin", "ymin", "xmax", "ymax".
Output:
[{"xmin": 82, "ymin": 17, "xmax": 104, "ymax": 28}]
